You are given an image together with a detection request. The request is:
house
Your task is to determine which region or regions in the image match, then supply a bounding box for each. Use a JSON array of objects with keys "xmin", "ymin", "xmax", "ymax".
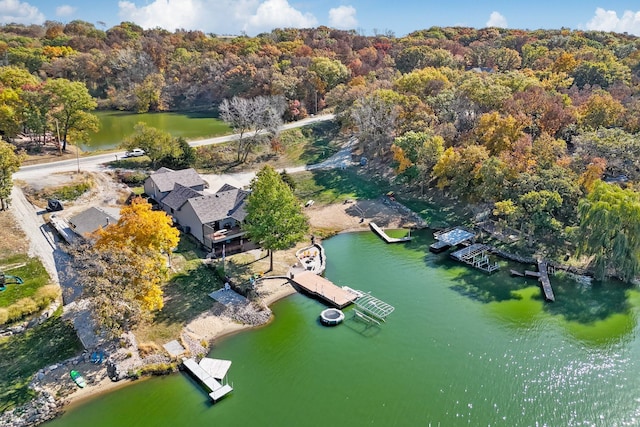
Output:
[
  {"xmin": 68, "ymin": 207, "xmax": 120, "ymax": 239},
  {"xmin": 171, "ymin": 184, "xmax": 250, "ymax": 249},
  {"xmin": 158, "ymin": 183, "xmax": 203, "ymax": 216},
  {"xmin": 144, "ymin": 167, "xmax": 207, "ymax": 202}
]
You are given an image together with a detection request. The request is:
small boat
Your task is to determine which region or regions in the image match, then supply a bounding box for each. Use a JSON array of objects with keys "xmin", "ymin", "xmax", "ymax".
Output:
[{"xmin": 70, "ymin": 370, "xmax": 87, "ymax": 388}]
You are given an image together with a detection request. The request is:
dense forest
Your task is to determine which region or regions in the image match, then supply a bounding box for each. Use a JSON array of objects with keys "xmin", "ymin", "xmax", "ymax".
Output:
[{"xmin": 1, "ymin": 21, "xmax": 640, "ymax": 281}]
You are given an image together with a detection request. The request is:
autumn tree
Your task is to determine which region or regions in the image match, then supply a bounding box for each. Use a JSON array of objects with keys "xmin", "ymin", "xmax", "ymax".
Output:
[
  {"xmin": 577, "ymin": 181, "xmax": 640, "ymax": 282},
  {"xmin": 0, "ymin": 139, "xmax": 24, "ymax": 210},
  {"xmin": 350, "ymin": 92, "xmax": 398, "ymax": 157},
  {"xmin": 44, "ymin": 78, "xmax": 99, "ymax": 151},
  {"xmin": 244, "ymin": 165, "xmax": 308, "ymax": 272},
  {"xmin": 76, "ymin": 197, "xmax": 179, "ymax": 335},
  {"xmin": 219, "ymin": 95, "xmax": 286, "ymax": 163}
]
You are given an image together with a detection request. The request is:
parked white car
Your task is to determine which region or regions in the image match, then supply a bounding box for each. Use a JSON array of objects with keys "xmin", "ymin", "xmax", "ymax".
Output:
[{"xmin": 125, "ymin": 148, "xmax": 145, "ymax": 157}]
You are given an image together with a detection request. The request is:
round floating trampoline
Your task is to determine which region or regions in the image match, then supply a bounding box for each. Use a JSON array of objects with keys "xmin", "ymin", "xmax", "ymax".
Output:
[{"xmin": 320, "ymin": 308, "xmax": 345, "ymax": 326}]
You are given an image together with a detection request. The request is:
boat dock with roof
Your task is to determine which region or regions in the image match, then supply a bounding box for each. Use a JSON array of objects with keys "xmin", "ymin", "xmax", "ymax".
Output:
[
  {"xmin": 369, "ymin": 222, "xmax": 412, "ymax": 243},
  {"xmin": 430, "ymin": 227, "xmax": 475, "ymax": 253},
  {"xmin": 182, "ymin": 357, "xmax": 233, "ymax": 402},
  {"xmin": 353, "ymin": 293, "xmax": 395, "ymax": 325}
]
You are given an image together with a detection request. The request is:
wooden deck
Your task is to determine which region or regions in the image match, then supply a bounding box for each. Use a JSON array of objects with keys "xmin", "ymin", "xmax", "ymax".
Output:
[
  {"xmin": 291, "ymin": 270, "xmax": 357, "ymax": 308},
  {"xmin": 182, "ymin": 358, "xmax": 233, "ymax": 402},
  {"xmin": 370, "ymin": 222, "xmax": 412, "ymax": 243}
]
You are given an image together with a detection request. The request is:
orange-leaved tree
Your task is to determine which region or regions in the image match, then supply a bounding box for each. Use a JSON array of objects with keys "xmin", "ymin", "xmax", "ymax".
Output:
[{"xmin": 78, "ymin": 197, "xmax": 179, "ymax": 336}]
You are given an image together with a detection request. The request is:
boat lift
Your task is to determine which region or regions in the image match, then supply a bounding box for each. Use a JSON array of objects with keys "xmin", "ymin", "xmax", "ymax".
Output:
[{"xmin": 352, "ymin": 293, "xmax": 395, "ymax": 325}]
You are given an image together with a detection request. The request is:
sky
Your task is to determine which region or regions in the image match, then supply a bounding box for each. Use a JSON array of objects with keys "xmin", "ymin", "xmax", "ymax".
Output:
[{"xmin": 2, "ymin": 0, "xmax": 640, "ymax": 37}]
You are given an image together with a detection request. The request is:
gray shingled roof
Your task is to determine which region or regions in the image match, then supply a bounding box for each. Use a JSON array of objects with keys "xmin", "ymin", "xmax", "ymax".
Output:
[
  {"xmin": 186, "ymin": 187, "xmax": 249, "ymax": 225},
  {"xmin": 148, "ymin": 168, "xmax": 206, "ymax": 193},
  {"xmin": 69, "ymin": 207, "xmax": 120, "ymax": 237},
  {"xmin": 161, "ymin": 183, "xmax": 203, "ymax": 211}
]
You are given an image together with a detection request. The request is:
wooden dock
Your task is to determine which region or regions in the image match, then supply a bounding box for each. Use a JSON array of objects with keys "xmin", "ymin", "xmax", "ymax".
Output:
[
  {"xmin": 538, "ymin": 261, "xmax": 555, "ymax": 302},
  {"xmin": 291, "ymin": 270, "xmax": 357, "ymax": 308},
  {"xmin": 182, "ymin": 358, "xmax": 233, "ymax": 401},
  {"xmin": 370, "ymin": 222, "xmax": 412, "ymax": 243}
]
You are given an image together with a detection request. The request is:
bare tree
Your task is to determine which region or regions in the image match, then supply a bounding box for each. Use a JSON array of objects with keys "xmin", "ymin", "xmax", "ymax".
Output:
[
  {"xmin": 219, "ymin": 95, "xmax": 286, "ymax": 163},
  {"xmin": 351, "ymin": 93, "xmax": 397, "ymax": 157}
]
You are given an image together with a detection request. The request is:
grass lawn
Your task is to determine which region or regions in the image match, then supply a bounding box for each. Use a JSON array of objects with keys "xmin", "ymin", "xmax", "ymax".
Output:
[
  {"xmin": 0, "ymin": 254, "xmax": 51, "ymax": 307},
  {"xmin": 0, "ymin": 311, "xmax": 83, "ymax": 412},
  {"xmin": 281, "ymin": 121, "xmax": 343, "ymax": 166},
  {"xmin": 293, "ymin": 168, "xmax": 391, "ymax": 205}
]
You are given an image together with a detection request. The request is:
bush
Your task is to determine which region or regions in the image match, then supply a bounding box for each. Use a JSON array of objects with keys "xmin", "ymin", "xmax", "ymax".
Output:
[
  {"xmin": 7, "ymin": 298, "xmax": 38, "ymax": 322},
  {"xmin": 51, "ymin": 181, "xmax": 92, "ymax": 201},
  {"xmin": 139, "ymin": 362, "xmax": 177, "ymax": 376},
  {"xmin": 0, "ymin": 308, "xmax": 8, "ymax": 324},
  {"xmin": 33, "ymin": 285, "xmax": 60, "ymax": 306},
  {"xmin": 0, "ymin": 286, "xmax": 59, "ymax": 326},
  {"xmin": 119, "ymin": 171, "xmax": 148, "ymax": 186}
]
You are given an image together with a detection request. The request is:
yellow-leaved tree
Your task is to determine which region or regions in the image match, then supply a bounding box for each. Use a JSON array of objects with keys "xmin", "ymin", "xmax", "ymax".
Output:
[{"xmin": 74, "ymin": 197, "xmax": 179, "ymax": 336}]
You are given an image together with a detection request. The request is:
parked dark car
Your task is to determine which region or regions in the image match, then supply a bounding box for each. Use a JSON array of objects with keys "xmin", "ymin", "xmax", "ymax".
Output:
[{"xmin": 46, "ymin": 199, "xmax": 64, "ymax": 212}]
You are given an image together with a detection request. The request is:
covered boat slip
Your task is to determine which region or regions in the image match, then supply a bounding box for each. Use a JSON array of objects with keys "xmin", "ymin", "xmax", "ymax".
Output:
[
  {"xmin": 429, "ymin": 227, "xmax": 475, "ymax": 252},
  {"xmin": 182, "ymin": 357, "xmax": 233, "ymax": 402}
]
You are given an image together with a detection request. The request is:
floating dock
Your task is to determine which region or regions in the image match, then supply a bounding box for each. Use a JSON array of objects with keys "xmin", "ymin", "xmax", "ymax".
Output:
[
  {"xmin": 369, "ymin": 222, "xmax": 412, "ymax": 243},
  {"xmin": 291, "ymin": 270, "xmax": 357, "ymax": 308},
  {"xmin": 182, "ymin": 358, "xmax": 233, "ymax": 401},
  {"xmin": 450, "ymin": 243, "xmax": 499, "ymax": 273}
]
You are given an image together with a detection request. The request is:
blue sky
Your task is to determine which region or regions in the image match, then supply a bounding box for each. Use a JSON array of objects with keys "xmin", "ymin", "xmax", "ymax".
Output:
[{"xmin": 2, "ymin": 0, "xmax": 640, "ymax": 37}]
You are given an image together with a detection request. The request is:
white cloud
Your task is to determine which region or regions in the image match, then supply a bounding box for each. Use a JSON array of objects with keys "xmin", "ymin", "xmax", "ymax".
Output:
[
  {"xmin": 586, "ymin": 7, "xmax": 640, "ymax": 35},
  {"xmin": 56, "ymin": 5, "xmax": 76, "ymax": 17},
  {"xmin": 0, "ymin": 0, "xmax": 44, "ymax": 24},
  {"xmin": 328, "ymin": 5, "xmax": 357, "ymax": 30},
  {"xmin": 486, "ymin": 11, "xmax": 507, "ymax": 28},
  {"xmin": 245, "ymin": 0, "xmax": 317, "ymax": 34},
  {"xmin": 118, "ymin": 0, "xmax": 317, "ymax": 36}
]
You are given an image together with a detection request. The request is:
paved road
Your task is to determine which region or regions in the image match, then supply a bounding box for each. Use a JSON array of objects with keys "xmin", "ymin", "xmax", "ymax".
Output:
[{"xmin": 14, "ymin": 113, "xmax": 336, "ymax": 180}]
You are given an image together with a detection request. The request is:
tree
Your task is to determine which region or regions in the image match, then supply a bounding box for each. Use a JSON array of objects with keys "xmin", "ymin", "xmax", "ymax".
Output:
[
  {"xmin": 121, "ymin": 122, "xmax": 179, "ymax": 167},
  {"xmin": 351, "ymin": 92, "xmax": 398, "ymax": 157},
  {"xmin": 244, "ymin": 165, "xmax": 309, "ymax": 272},
  {"xmin": 577, "ymin": 181, "xmax": 640, "ymax": 282},
  {"xmin": 78, "ymin": 197, "xmax": 180, "ymax": 335},
  {"xmin": 219, "ymin": 95, "xmax": 286, "ymax": 163},
  {"xmin": 44, "ymin": 78, "xmax": 99, "ymax": 151},
  {"xmin": 0, "ymin": 139, "xmax": 24, "ymax": 210}
]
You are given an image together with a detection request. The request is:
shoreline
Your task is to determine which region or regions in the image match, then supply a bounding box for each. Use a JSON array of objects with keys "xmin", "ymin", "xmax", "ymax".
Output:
[
  {"xmin": 61, "ymin": 278, "xmax": 298, "ymax": 407},
  {"xmin": 25, "ymin": 197, "xmax": 420, "ymax": 422}
]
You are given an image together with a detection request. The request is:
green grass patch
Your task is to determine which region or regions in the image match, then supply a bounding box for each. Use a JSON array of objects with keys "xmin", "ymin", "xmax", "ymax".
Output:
[
  {"xmin": 110, "ymin": 156, "xmax": 151, "ymax": 170},
  {"xmin": 0, "ymin": 255, "xmax": 51, "ymax": 307},
  {"xmin": 292, "ymin": 168, "xmax": 390, "ymax": 205},
  {"xmin": 281, "ymin": 121, "xmax": 342, "ymax": 166},
  {"xmin": 0, "ymin": 312, "xmax": 83, "ymax": 412},
  {"xmin": 50, "ymin": 181, "xmax": 92, "ymax": 201}
]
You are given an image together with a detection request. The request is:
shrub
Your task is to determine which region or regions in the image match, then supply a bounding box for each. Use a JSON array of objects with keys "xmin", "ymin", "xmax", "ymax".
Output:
[
  {"xmin": 7, "ymin": 298, "xmax": 38, "ymax": 323},
  {"xmin": 33, "ymin": 285, "xmax": 60, "ymax": 306},
  {"xmin": 0, "ymin": 308, "xmax": 8, "ymax": 324},
  {"xmin": 51, "ymin": 181, "xmax": 92, "ymax": 201},
  {"xmin": 120, "ymin": 171, "xmax": 148, "ymax": 186},
  {"xmin": 139, "ymin": 362, "xmax": 177, "ymax": 376}
]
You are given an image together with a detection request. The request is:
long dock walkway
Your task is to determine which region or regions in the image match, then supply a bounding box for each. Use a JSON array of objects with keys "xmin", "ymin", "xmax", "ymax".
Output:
[
  {"xmin": 291, "ymin": 270, "xmax": 357, "ymax": 308},
  {"xmin": 538, "ymin": 261, "xmax": 555, "ymax": 302},
  {"xmin": 183, "ymin": 358, "xmax": 233, "ymax": 401},
  {"xmin": 370, "ymin": 222, "xmax": 412, "ymax": 243}
]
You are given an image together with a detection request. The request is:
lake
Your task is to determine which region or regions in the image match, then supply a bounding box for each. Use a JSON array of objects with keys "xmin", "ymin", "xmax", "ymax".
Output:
[
  {"xmin": 46, "ymin": 230, "xmax": 640, "ymax": 426},
  {"xmin": 80, "ymin": 111, "xmax": 230, "ymax": 152}
]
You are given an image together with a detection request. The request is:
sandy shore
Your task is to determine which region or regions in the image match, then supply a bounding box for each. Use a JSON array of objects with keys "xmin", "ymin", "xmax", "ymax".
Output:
[{"xmin": 57, "ymin": 198, "xmax": 419, "ymax": 406}]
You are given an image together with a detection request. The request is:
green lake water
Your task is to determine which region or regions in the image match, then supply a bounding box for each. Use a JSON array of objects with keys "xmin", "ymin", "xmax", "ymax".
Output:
[
  {"xmin": 46, "ymin": 230, "xmax": 640, "ymax": 426},
  {"xmin": 80, "ymin": 111, "xmax": 230, "ymax": 151}
]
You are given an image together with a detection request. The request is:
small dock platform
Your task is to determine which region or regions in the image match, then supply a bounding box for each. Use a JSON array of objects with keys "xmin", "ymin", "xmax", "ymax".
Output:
[
  {"xmin": 291, "ymin": 270, "xmax": 357, "ymax": 308},
  {"xmin": 182, "ymin": 358, "xmax": 233, "ymax": 401},
  {"xmin": 450, "ymin": 244, "xmax": 499, "ymax": 273},
  {"xmin": 370, "ymin": 222, "xmax": 412, "ymax": 243}
]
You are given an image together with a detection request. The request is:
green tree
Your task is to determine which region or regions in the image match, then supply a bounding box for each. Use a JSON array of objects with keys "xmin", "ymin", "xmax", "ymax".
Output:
[
  {"xmin": 0, "ymin": 139, "xmax": 24, "ymax": 210},
  {"xmin": 244, "ymin": 165, "xmax": 309, "ymax": 272},
  {"xmin": 121, "ymin": 122, "xmax": 180, "ymax": 167},
  {"xmin": 44, "ymin": 78, "xmax": 99, "ymax": 151},
  {"xmin": 577, "ymin": 181, "xmax": 640, "ymax": 282}
]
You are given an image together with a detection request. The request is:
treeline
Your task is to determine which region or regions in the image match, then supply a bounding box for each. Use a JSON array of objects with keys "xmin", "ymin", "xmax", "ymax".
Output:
[{"xmin": 2, "ymin": 21, "xmax": 640, "ymax": 280}]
